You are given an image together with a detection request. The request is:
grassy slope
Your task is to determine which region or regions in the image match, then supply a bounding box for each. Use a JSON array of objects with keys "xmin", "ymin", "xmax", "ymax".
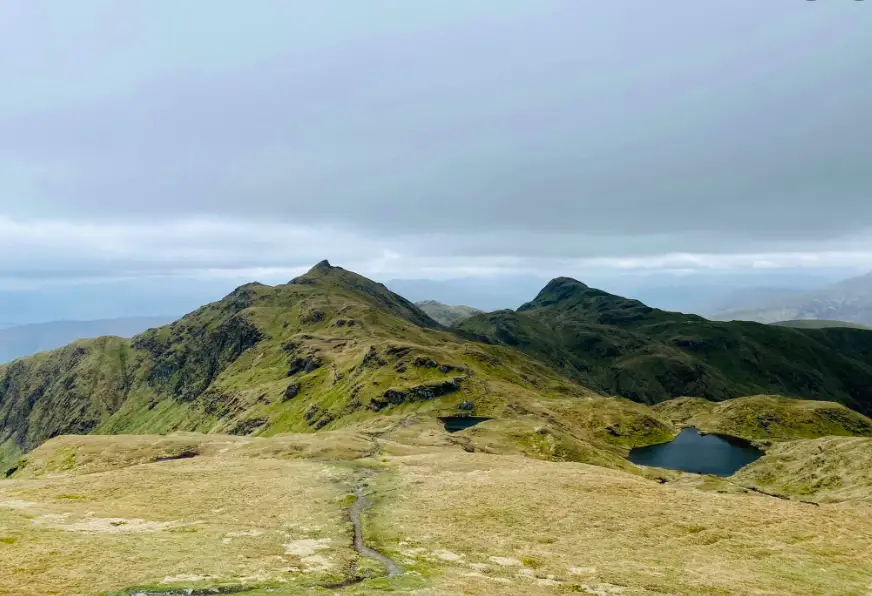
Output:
[
  {"xmin": 654, "ymin": 395, "xmax": 872, "ymax": 442},
  {"xmin": 458, "ymin": 277, "xmax": 872, "ymax": 414},
  {"xmin": 374, "ymin": 451, "xmax": 872, "ymax": 595},
  {"xmin": 733, "ymin": 436, "xmax": 872, "ymax": 503},
  {"xmin": 3, "ymin": 426, "xmax": 872, "ymax": 595}
]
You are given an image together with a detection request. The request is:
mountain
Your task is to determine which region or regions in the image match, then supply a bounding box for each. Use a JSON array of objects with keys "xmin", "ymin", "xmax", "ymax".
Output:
[
  {"xmin": 457, "ymin": 277, "xmax": 872, "ymax": 414},
  {"xmin": 710, "ymin": 271, "xmax": 872, "ymax": 325},
  {"xmin": 415, "ymin": 300, "xmax": 483, "ymax": 326},
  {"xmin": 1, "ymin": 261, "xmax": 630, "ymax": 472},
  {"xmin": 6, "ymin": 261, "xmax": 872, "ymax": 474},
  {"xmin": 385, "ymin": 275, "xmax": 546, "ymax": 311},
  {"xmin": 0, "ymin": 316, "xmax": 175, "ymax": 364},
  {"xmin": 772, "ymin": 319, "xmax": 871, "ymax": 330}
]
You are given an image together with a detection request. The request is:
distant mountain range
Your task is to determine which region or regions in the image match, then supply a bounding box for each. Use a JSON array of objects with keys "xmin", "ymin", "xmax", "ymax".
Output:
[
  {"xmin": 0, "ymin": 316, "xmax": 175, "ymax": 364},
  {"xmin": 710, "ymin": 272, "xmax": 872, "ymax": 325},
  {"xmin": 772, "ymin": 320, "xmax": 871, "ymax": 330},
  {"xmin": 415, "ymin": 300, "xmax": 483, "ymax": 326}
]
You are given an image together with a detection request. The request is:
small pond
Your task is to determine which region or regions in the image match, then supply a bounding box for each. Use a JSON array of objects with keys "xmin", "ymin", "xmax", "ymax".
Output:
[
  {"xmin": 439, "ymin": 416, "xmax": 492, "ymax": 433},
  {"xmin": 627, "ymin": 428, "xmax": 763, "ymax": 477}
]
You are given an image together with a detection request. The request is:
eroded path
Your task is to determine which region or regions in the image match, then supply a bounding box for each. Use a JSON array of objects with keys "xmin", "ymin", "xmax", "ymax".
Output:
[
  {"xmin": 349, "ymin": 479, "xmax": 403, "ymax": 577},
  {"xmin": 325, "ymin": 431, "xmax": 404, "ymax": 588}
]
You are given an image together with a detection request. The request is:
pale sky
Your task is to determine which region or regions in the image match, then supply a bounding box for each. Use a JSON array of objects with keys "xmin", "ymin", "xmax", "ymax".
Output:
[{"xmin": 1, "ymin": 1, "xmax": 870, "ymax": 320}]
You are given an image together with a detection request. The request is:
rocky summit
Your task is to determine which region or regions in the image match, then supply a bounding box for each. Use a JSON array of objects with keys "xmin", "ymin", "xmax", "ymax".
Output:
[{"xmin": 2, "ymin": 262, "xmax": 872, "ymax": 595}]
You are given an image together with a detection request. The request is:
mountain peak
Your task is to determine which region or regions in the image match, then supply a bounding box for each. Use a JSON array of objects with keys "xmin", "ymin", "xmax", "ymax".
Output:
[
  {"xmin": 288, "ymin": 261, "xmax": 441, "ymax": 329},
  {"xmin": 311, "ymin": 259, "xmax": 334, "ymax": 272},
  {"xmin": 519, "ymin": 277, "xmax": 590, "ymax": 311},
  {"xmin": 543, "ymin": 277, "xmax": 589, "ymax": 292}
]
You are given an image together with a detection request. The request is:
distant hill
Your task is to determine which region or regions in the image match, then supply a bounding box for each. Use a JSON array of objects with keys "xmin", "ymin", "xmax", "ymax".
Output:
[
  {"xmin": 772, "ymin": 320, "xmax": 871, "ymax": 330},
  {"xmin": 385, "ymin": 276, "xmax": 545, "ymax": 311},
  {"xmin": 0, "ymin": 317, "xmax": 175, "ymax": 364},
  {"xmin": 415, "ymin": 300, "xmax": 483, "ymax": 326},
  {"xmin": 457, "ymin": 277, "xmax": 872, "ymax": 415},
  {"xmin": 710, "ymin": 272, "xmax": 872, "ymax": 325}
]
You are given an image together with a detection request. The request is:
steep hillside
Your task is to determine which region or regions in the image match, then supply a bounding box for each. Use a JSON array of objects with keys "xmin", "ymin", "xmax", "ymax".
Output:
[
  {"xmin": 458, "ymin": 277, "xmax": 872, "ymax": 414},
  {"xmin": 415, "ymin": 300, "xmax": 483, "ymax": 326},
  {"xmin": 0, "ymin": 316, "xmax": 174, "ymax": 364},
  {"xmin": 712, "ymin": 271, "xmax": 872, "ymax": 325}
]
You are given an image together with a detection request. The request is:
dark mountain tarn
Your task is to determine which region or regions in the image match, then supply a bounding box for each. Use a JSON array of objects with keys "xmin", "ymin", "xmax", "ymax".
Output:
[
  {"xmin": 628, "ymin": 428, "xmax": 763, "ymax": 476},
  {"xmin": 439, "ymin": 416, "xmax": 492, "ymax": 433}
]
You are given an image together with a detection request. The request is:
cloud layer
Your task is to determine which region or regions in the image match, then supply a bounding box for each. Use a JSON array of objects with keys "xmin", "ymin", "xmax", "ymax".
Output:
[{"xmin": 1, "ymin": 1, "xmax": 870, "ymax": 287}]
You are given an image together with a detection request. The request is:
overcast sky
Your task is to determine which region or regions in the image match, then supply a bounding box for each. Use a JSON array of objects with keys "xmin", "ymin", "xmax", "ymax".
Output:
[{"xmin": 1, "ymin": 1, "xmax": 871, "ymax": 318}]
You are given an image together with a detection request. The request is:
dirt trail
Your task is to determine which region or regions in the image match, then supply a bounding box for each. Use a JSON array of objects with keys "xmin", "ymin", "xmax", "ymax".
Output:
[
  {"xmin": 349, "ymin": 472, "xmax": 403, "ymax": 577},
  {"xmin": 326, "ymin": 431, "xmax": 403, "ymax": 587}
]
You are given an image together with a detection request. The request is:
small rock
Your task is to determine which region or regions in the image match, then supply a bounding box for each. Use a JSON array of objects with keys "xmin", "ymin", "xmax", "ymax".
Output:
[{"xmin": 283, "ymin": 383, "xmax": 301, "ymax": 401}]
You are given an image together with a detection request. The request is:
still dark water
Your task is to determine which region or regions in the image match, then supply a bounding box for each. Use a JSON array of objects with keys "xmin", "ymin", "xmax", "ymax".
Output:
[
  {"xmin": 439, "ymin": 416, "xmax": 492, "ymax": 433},
  {"xmin": 628, "ymin": 428, "xmax": 764, "ymax": 476}
]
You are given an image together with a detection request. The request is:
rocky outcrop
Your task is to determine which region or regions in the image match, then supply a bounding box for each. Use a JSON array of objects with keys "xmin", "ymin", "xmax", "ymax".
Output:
[
  {"xmin": 283, "ymin": 383, "xmax": 301, "ymax": 401},
  {"xmin": 135, "ymin": 313, "xmax": 263, "ymax": 402},
  {"xmin": 368, "ymin": 378, "xmax": 463, "ymax": 411}
]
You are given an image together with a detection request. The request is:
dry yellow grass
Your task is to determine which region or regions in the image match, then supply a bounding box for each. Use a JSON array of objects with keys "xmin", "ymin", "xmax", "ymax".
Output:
[
  {"xmin": 2, "ymin": 421, "xmax": 872, "ymax": 595},
  {"xmin": 734, "ymin": 436, "xmax": 872, "ymax": 504},
  {"xmin": 369, "ymin": 451, "xmax": 872, "ymax": 595},
  {"xmin": 0, "ymin": 454, "xmax": 359, "ymax": 595}
]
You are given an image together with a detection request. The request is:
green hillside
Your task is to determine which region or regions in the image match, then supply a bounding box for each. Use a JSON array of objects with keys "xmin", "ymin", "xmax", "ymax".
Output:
[
  {"xmin": 457, "ymin": 277, "xmax": 872, "ymax": 414},
  {"xmin": 0, "ymin": 262, "xmax": 666, "ymax": 473},
  {"xmin": 655, "ymin": 395, "xmax": 872, "ymax": 441}
]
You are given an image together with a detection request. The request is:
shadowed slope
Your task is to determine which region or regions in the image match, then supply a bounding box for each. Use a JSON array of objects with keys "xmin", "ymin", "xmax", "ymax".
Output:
[{"xmin": 459, "ymin": 277, "xmax": 872, "ymax": 414}]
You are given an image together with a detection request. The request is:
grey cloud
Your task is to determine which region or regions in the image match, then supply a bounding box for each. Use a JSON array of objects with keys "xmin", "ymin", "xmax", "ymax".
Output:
[{"xmin": 0, "ymin": 0, "xmax": 870, "ymax": 277}]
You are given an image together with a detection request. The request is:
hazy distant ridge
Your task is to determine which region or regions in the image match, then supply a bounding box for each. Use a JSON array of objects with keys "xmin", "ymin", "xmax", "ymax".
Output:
[
  {"xmin": 711, "ymin": 272, "xmax": 872, "ymax": 326},
  {"xmin": 0, "ymin": 317, "xmax": 174, "ymax": 363}
]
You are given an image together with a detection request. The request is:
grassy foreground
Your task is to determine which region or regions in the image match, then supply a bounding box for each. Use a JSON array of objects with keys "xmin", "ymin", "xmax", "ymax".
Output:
[{"xmin": 2, "ymin": 418, "xmax": 872, "ymax": 595}]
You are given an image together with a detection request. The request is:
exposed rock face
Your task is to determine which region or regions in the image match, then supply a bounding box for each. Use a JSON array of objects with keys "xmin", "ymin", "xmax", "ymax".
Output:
[
  {"xmin": 229, "ymin": 417, "xmax": 268, "ymax": 436},
  {"xmin": 288, "ymin": 355, "xmax": 322, "ymax": 376},
  {"xmin": 362, "ymin": 346, "xmax": 386, "ymax": 367},
  {"xmin": 135, "ymin": 314, "xmax": 264, "ymax": 402},
  {"xmin": 368, "ymin": 378, "xmax": 463, "ymax": 411},
  {"xmin": 303, "ymin": 404, "xmax": 334, "ymax": 429},
  {"xmin": 300, "ymin": 309, "xmax": 324, "ymax": 324}
]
